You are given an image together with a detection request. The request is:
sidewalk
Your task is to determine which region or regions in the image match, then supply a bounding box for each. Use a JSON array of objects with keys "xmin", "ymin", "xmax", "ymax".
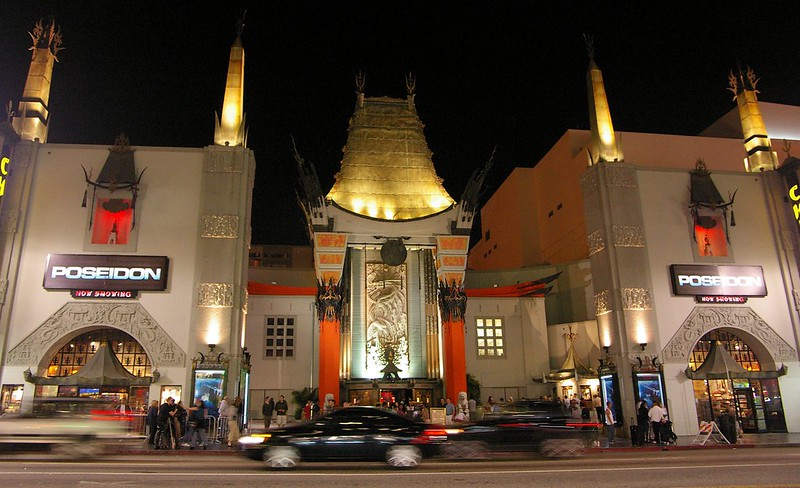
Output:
[{"xmin": 590, "ymin": 432, "xmax": 800, "ymax": 452}]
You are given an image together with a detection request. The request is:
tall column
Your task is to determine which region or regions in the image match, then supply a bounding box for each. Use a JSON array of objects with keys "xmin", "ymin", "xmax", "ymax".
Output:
[
  {"xmin": 439, "ymin": 282, "xmax": 467, "ymax": 402},
  {"xmin": 316, "ymin": 281, "xmax": 344, "ymax": 405}
]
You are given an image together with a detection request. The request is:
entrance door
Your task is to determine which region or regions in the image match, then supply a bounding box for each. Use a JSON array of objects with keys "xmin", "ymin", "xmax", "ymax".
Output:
[{"xmin": 734, "ymin": 389, "xmax": 757, "ymax": 433}]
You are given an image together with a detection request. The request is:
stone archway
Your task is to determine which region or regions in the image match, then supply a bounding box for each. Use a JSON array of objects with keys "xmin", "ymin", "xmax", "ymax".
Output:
[
  {"xmin": 6, "ymin": 302, "xmax": 186, "ymax": 373},
  {"xmin": 662, "ymin": 306, "xmax": 797, "ymax": 366}
]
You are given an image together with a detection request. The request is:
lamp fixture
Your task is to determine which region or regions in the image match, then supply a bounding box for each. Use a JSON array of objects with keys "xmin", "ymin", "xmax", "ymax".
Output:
[
  {"xmin": 602, "ymin": 345, "xmax": 610, "ymax": 354},
  {"xmin": 208, "ymin": 343, "xmax": 217, "ymax": 354},
  {"xmin": 639, "ymin": 342, "xmax": 647, "ymax": 351}
]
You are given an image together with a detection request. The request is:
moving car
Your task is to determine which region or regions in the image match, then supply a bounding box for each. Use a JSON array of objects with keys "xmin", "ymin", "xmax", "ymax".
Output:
[
  {"xmin": 442, "ymin": 400, "xmax": 595, "ymax": 459},
  {"xmin": 239, "ymin": 406, "xmax": 450, "ymax": 468},
  {"xmin": 0, "ymin": 411, "xmax": 127, "ymax": 458}
]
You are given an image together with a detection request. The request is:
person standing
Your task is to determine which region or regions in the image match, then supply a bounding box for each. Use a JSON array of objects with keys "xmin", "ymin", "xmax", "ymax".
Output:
[
  {"xmin": 226, "ymin": 397, "xmax": 242, "ymax": 447},
  {"xmin": 145, "ymin": 400, "xmax": 158, "ymax": 445},
  {"xmin": 155, "ymin": 397, "xmax": 176, "ymax": 450},
  {"xmin": 637, "ymin": 400, "xmax": 650, "ymax": 445},
  {"xmin": 593, "ymin": 394, "xmax": 604, "ymax": 424},
  {"xmin": 275, "ymin": 395, "xmax": 289, "ymax": 428},
  {"xmin": 649, "ymin": 400, "xmax": 666, "ymax": 445},
  {"xmin": 604, "ymin": 401, "xmax": 616, "ymax": 446},
  {"xmin": 262, "ymin": 396, "xmax": 274, "ymax": 429},
  {"xmin": 444, "ymin": 398, "xmax": 455, "ymax": 425}
]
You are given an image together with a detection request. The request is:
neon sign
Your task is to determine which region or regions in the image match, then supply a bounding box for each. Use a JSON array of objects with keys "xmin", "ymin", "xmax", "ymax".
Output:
[
  {"xmin": 789, "ymin": 184, "xmax": 800, "ymax": 223},
  {"xmin": 0, "ymin": 154, "xmax": 9, "ymax": 196}
]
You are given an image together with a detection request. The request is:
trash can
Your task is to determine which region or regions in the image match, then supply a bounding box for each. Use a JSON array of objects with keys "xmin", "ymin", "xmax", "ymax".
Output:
[
  {"xmin": 718, "ymin": 414, "xmax": 737, "ymax": 444},
  {"xmin": 630, "ymin": 425, "xmax": 639, "ymax": 446}
]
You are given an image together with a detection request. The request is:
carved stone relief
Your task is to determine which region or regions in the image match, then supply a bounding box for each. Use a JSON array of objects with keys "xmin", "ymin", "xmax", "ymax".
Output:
[
  {"xmin": 621, "ymin": 288, "xmax": 652, "ymax": 310},
  {"xmin": 5, "ymin": 302, "xmax": 186, "ymax": 369},
  {"xmin": 580, "ymin": 170, "xmax": 599, "ymax": 197},
  {"xmin": 605, "ymin": 166, "xmax": 637, "ymax": 188},
  {"xmin": 588, "ymin": 230, "xmax": 605, "ymax": 255},
  {"xmin": 662, "ymin": 307, "xmax": 797, "ymax": 364},
  {"xmin": 201, "ymin": 214, "xmax": 239, "ymax": 238},
  {"xmin": 0, "ymin": 210, "xmax": 19, "ymax": 233},
  {"xmin": 594, "ymin": 289, "xmax": 611, "ymax": 316},
  {"xmin": 0, "ymin": 279, "xmax": 7, "ymax": 304},
  {"xmin": 197, "ymin": 282, "xmax": 234, "ymax": 308},
  {"xmin": 613, "ymin": 225, "xmax": 645, "ymax": 247},
  {"xmin": 205, "ymin": 151, "xmax": 243, "ymax": 173}
]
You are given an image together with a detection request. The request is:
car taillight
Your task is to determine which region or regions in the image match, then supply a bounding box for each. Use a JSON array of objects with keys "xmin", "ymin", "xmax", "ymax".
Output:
[{"xmin": 412, "ymin": 428, "xmax": 462, "ymax": 444}]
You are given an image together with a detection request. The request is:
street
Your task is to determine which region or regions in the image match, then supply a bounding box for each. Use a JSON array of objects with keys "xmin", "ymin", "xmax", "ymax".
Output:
[{"xmin": 0, "ymin": 447, "xmax": 798, "ymax": 487}]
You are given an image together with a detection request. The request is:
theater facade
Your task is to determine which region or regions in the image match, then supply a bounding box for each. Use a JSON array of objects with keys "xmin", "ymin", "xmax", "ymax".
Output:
[{"xmin": 0, "ymin": 19, "xmax": 253, "ymax": 414}]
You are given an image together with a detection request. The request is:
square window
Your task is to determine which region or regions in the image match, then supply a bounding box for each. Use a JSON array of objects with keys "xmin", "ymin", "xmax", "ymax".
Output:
[{"xmin": 475, "ymin": 317, "xmax": 504, "ymax": 359}]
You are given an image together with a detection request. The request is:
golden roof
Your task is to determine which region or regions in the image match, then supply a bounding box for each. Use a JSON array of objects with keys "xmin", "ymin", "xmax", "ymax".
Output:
[{"xmin": 326, "ymin": 96, "xmax": 455, "ymax": 220}]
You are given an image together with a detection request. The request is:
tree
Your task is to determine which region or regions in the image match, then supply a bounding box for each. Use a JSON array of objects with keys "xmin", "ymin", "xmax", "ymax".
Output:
[
  {"xmin": 291, "ymin": 387, "xmax": 318, "ymax": 420},
  {"xmin": 466, "ymin": 373, "xmax": 481, "ymax": 403}
]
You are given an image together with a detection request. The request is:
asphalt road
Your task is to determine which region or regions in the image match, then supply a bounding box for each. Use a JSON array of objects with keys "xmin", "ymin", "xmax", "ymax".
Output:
[{"xmin": 0, "ymin": 447, "xmax": 798, "ymax": 488}]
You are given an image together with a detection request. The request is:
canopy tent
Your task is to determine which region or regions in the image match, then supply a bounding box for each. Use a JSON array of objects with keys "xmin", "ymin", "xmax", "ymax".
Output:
[
  {"xmin": 24, "ymin": 341, "xmax": 155, "ymax": 386},
  {"xmin": 684, "ymin": 340, "xmax": 786, "ymax": 380}
]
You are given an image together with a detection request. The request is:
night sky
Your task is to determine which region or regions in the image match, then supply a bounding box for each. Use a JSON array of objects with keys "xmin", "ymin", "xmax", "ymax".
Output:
[{"xmin": 2, "ymin": 2, "xmax": 799, "ymax": 245}]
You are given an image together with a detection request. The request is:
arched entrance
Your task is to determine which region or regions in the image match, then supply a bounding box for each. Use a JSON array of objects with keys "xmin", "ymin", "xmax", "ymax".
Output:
[
  {"xmin": 662, "ymin": 307, "xmax": 796, "ymax": 435},
  {"xmin": 6, "ymin": 302, "xmax": 186, "ymax": 413},
  {"xmin": 687, "ymin": 329, "xmax": 787, "ymax": 433}
]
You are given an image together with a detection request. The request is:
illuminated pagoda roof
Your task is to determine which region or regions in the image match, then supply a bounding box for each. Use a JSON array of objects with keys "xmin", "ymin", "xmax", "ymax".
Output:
[{"xmin": 326, "ymin": 93, "xmax": 455, "ymax": 221}]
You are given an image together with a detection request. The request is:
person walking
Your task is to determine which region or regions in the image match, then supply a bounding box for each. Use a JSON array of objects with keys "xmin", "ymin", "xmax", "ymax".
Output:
[
  {"xmin": 604, "ymin": 400, "xmax": 616, "ymax": 446},
  {"xmin": 275, "ymin": 395, "xmax": 289, "ymax": 428},
  {"xmin": 262, "ymin": 396, "xmax": 274, "ymax": 429},
  {"xmin": 649, "ymin": 400, "xmax": 666, "ymax": 445},
  {"xmin": 181, "ymin": 398, "xmax": 208, "ymax": 449}
]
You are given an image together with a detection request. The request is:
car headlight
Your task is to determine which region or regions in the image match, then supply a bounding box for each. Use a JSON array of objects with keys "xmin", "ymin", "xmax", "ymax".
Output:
[{"xmin": 239, "ymin": 433, "xmax": 271, "ymax": 445}]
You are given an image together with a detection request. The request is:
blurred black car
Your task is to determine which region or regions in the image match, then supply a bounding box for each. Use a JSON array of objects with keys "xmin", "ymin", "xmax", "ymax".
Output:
[
  {"xmin": 442, "ymin": 400, "xmax": 595, "ymax": 459},
  {"xmin": 238, "ymin": 406, "xmax": 450, "ymax": 468}
]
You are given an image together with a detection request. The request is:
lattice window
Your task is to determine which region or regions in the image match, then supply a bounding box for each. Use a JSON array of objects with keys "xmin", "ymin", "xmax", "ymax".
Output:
[
  {"xmin": 265, "ymin": 316, "xmax": 295, "ymax": 358},
  {"xmin": 47, "ymin": 328, "xmax": 151, "ymax": 377},
  {"xmin": 476, "ymin": 317, "xmax": 505, "ymax": 358},
  {"xmin": 689, "ymin": 329, "xmax": 761, "ymax": 372}
]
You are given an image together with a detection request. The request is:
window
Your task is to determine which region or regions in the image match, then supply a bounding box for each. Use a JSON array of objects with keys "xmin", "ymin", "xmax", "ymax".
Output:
[
  {"xmin": 475, "ymin": 317, "xmax": 505, "ymax": 358},
  {"xmin": 265, "ymin": 316, "xmax": 295, "ymax": 358}
]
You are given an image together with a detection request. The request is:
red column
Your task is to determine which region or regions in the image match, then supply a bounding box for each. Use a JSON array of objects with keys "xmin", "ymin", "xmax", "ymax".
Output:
[
  {"xmin": 442, "ymin": 318, "xmax": 467, "ymax": 402},
  {"xmin": 318, "ymin": 318, "xmax": 340, "ymax": 405}
]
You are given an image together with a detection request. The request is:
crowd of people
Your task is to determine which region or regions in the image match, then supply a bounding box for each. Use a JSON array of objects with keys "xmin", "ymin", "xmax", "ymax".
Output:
[{"xmin": 145, "ymin": 395, "xmax": 245, "ymax": 450}]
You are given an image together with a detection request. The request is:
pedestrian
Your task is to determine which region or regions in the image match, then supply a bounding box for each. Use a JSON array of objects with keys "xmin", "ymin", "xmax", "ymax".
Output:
[
  {"xmin": 226, "ymin": 396, "xmax": 242, "ymax": 447},
  {"xmin": 262, "ymin": 396, "xmax": 274, "ymax": 429},
  {"xmin": 303, "ymin": 400, "xmax": 312, "ymax": 421},
  {"xmin": 146, "ymin": 400, "xmax": 158, "ymax": 445},
  {"xmin": 593, "ymin": 394, "xmax": 604, "ymax": 424},
  {"xmin": 637, "ymin": 399, "xmax": 650, "ymax": 445},
  {"xmin": 181, "ymin": 398, "xmax": 208, "ymax": 449},
  {"xmin": 604, "ymin": 400, "xmax": 616, "ymax": 446},
  {"xmin": 275, "ymin": 394, "xmax": 289, "ymax": 428},
  {"xmin": 649, "ymin": 400, "xmax": 666, "ymax": 445},
  {"xmin": 444, "ymin": 398, "xmax": 455, "ymax": 425},
  {"xmin": 155, "ymin": 397, "xmax": 176, "ymax": 450}
]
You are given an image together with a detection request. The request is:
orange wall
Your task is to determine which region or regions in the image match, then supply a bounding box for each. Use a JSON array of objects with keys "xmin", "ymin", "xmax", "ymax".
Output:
[{"xmin": 469, "ymin": 128, "xmax": 757, "ymax": 271}]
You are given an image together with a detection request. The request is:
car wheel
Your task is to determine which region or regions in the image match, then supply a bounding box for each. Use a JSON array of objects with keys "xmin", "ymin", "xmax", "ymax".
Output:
[
  {"xmin": 441, "ymin": 441, "xmax": 490, "ymax": 460},
  {"xmin": 539, "ymin": 438, "xmax": 586, "ymax": 458},
  {"xmin": 263, "ymin": 446, "xmax": 300, "ymax": 468},
  {"xmin": 386, "ymin": 445, "xmax": 422, "ymax": 468}
]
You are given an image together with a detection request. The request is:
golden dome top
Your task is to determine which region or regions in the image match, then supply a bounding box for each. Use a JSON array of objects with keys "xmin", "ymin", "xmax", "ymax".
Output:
[{"xmin": 326, "ymin": 96, "xmax": 455, "ymax": 220}]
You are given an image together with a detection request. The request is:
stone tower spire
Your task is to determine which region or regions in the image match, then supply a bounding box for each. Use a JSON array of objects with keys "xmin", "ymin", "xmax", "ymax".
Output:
[
  {"xmin": 12, "ymin": 18, "xmax": 63, "ymax": 143},
  {"xmin": 585, "ymin": 39, "xmax": 622, "ymax": 165},
  {"xmin": 214, "ymin": 14, "xmax": 247, "ymax": 147},
  {"xmin": 728, "ymin": 66, "xmax": 778, "ymax": 172}
]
